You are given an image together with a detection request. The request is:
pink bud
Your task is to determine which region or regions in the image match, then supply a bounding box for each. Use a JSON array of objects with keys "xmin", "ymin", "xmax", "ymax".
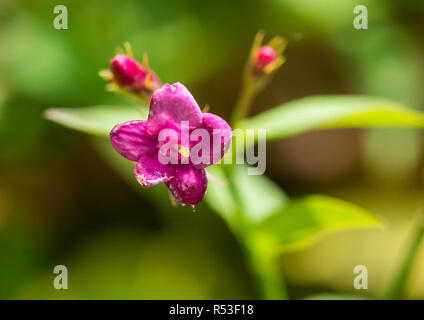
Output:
[
  {"xmin": 254, "ymin": 46, "xmax": 277, "ymax": 70},
  {"xmin": 109, "ymin": 54, "xmax": 161, "ymax": 94},
  {"xmin": 110, "ymin": 54, "xmax": 144, "ymax": 86}
]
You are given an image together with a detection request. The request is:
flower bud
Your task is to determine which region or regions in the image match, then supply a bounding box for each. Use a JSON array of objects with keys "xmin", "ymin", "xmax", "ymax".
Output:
[
  {"xmin": 109, "ymin": 54, "xmax": 145, "ymax": 88},
  {"xmin": 100, "ymin": 46, "xmax": 161, "ymax": 99},
  {"xmin": 249, "ymin": 32, "xmax": 286, "ymax": 76},
  {"xmin": 109, "ymin": 54, "xmax": 161, "ymax": 94},
  {"xmin": 254, "ymin": 45, "xmax": 277, "ymax": 70}
]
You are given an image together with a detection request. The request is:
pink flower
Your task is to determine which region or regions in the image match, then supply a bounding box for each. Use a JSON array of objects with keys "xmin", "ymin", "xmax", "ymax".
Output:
[
  {"xmin": 107, "ymin": 54, "xmax": 161, "ymax": 94},
  {"xmin": 110, "ymin": 83, "xmax": 232, "ymax": 206}
]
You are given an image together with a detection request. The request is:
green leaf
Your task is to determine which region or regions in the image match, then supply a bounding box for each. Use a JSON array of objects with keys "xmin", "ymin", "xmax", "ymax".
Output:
[
  {"xmin": 256, "ymin": 195, "xmax": 383, "ymax": 253},
  {"xmin": 205, "ymin": 165, "xmax": 289, "ymax": 226},
  {"xmin": 231, "ymin": 165, "xmax": 288, "ymax": 224},
  {"xmin": 239, "ymin": 95, "xmax": 424, "ymax": 142},
  {"xmin": 44, "ymin": 105, "xmax": 148, "ymax": 136},
  {"xmin": 205, "ymin": 165, "xmax": 238, "ymax": 223}
]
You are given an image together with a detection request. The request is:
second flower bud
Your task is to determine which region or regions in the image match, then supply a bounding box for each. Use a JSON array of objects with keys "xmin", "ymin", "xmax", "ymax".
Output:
[{"xmin": 100, "ymin": 45, "xmax": 161, "ymax": 100}]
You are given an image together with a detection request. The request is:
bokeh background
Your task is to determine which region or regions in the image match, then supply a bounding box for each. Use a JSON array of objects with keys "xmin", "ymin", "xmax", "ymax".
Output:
[{"xmin": 1, "ymin": 0, "xmax": 424, "ymax": 299}]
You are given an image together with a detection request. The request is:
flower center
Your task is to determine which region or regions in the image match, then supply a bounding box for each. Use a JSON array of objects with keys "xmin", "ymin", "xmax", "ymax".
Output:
[{"xmin": 176, "ymin": 144, "xmax": 190, "ymax": 158}]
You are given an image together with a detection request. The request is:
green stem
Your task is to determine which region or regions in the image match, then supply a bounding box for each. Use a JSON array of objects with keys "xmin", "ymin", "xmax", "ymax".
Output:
[
  {"xmin": 230, "ymin": 79, "xmax": 257, "ymax": 126},
  {"xmin": 380, "ymin": 205, "xmax": 424, "ymax": 300},
  {"xmin": 222, "ymin": 166, "xmax": 288, "ymax": 300},
  {"xmin": 245, "ymin": 240, "xmax": 288, "ymax": 299},
  {"xmin": 228, "ymin": 65, "xmax": 287, "ymax": 299}
]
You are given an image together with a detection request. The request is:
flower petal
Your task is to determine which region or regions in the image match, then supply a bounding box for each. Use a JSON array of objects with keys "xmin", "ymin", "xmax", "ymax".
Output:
[
  {"xmin": 110, "ymin": 120, "xmax": 156, "ymax": 162},
  {"xmin": 134, "ymin": 154, "xmax": 175, "ymax": 187},
  {"xmin": 166, "ymin": 165, "xmax": 207, "ymax": 205},
  {"xmin": 147, "ymin": 82, "xmax": 202, "ymax": 134},
  {"xmin": 110, "ymin": 54, "xmax": 146, "ymax": 88},
  {"xmin": 192, "ymin": 113, "xmax": 232, "ymax": 169}
]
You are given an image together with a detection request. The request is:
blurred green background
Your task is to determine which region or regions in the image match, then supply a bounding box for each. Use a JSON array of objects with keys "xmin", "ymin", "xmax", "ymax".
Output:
[{"xmin": 1, "ymin": 0, "xmax": 424, "ymax": 299}]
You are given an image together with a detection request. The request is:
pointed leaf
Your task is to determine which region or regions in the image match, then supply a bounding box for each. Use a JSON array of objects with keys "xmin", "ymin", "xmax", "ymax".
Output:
[
  {"xmin": 205, "ymin": 166, "xmax": 238, "ymax": 223},
  {"xmin": 231, "ymin": 165, "xmax": 288, "ymax": 223},
  {"xmin": 44, "ymin": 105, "xmax": 148, "ymax": 136},
  {"xmin": 205, "ymin": 165, "xmax": 289, "ymax": 225},
  {"xmin": 256, "ymin": 195, "xmax": 383, "ymax": 253},
  {"xmin": 239, "ymin": 95, "xmax": 424, "ymax": 141}
]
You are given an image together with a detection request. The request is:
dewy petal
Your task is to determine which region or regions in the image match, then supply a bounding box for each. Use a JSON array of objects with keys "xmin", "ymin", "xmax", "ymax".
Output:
[
  {"xmin": 147, "ymin": 82, "xmax": 202, "ymax": 134},
  {"xmin": 134, "ymin": 154, "xmax": 175, "ymax": 187},
  {"xmin": 110, "ymin": 120, "xmax": 156, "ymax": 162},
  {"xmin": 192, "ymin": 113, "xmax": 232, "ymax": 169},
  {"xmin": 166, "ymin": 165, "xmax": 207, "ymax": 206}
]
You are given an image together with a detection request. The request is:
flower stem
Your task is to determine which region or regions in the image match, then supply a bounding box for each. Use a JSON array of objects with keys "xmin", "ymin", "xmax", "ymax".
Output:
[
  {"xmin": 229, "ymin": 54, "xmax": 287, "ymax": 299},
  {"xmin": 230, "ymin": 77, "xmax": 258, "ymax": 126},
  {"xmin": 223, "ymin": 166, "xmax": 288, "ymax": 300},
  {"xmin": 380, "ymin": 204, "xmax": 424, "ymax": 300},
  {"xmin": 245, "ymin": 240, "xmax": 288, "ymax": 299}
]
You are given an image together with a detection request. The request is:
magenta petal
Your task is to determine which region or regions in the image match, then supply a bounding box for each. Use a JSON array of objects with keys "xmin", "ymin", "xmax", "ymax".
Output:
[
  {"xmin": 147, "ymin": 83, "xmax": 202, "ymax": 134},
  {"xmin": 110, "ymin": 120, "xmax": 156, "ymax": 162},
  {"xmin": 166, "ymin": 166, "xmax": 207, "ymax": 205},
  {"xmin": 192, "ymin": 113, "xmax": 232, "ymax": 169},
  {"xmin": 110, "ymin": 54, "xmax": 146, "ymax": 87},
  {"xmin": 134, "ymin": 154, "xmax": 175, "ymax": 187}
]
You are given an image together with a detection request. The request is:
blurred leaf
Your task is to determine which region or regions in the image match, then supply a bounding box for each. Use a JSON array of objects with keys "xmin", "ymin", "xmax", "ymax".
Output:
[
  {"xmin": 239, "ymin": 96, "xmax": 424, "ymax": 142},
  {"xmin": 131, "ymin": 15, "xmax": 229, "ymax": 85},
  {"xmin": 256, "ymin": 195, "xmax": 382, "ymax": 253},
  {"xmin": 0, "ymin": 224, "xmax": 45, "ymax": 299},
  {"xmin": 336, "ymin": 26, "xmax": 424, "ymax": 182},
  {"xmin": 44, "ymin": 105, "xmax": 147, "ymax": 136},
  {"xmin": 337, "ymin": 25, "xmax": 424, "ymax": 108},
  {"xmin": 205, "ymin": 165, "xmax": 288, "ymax": 226},
  {"xmin": 205, "ymin": 165, "xmax": 238, "ymax": 223},
  {"xmin": 1, "ymin": 14, "xmax": 80, "ymax": 104},
  {"xmin": 271, "ymin": 0, "xmax": 386, "ymax": 34},
  {"xmin": 231, "ymin": 165, "xmax": 288, "ymax": 224},
  {"xmin": 0, "ymin": 82, "xmax": 6, "ymax": 120},
  {"xmin": 303, "ymin": 293, "xmax": 369, "ymax": 300},
  {"xmin": 0, "ymin": 99, "xmax": 46, "ymax": 160}
]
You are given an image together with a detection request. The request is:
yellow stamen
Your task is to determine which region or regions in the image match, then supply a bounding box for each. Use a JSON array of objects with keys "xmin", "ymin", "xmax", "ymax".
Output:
[{"xmin": 177, "ymin": 144, "xmax": 190, "ymax": 158}]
